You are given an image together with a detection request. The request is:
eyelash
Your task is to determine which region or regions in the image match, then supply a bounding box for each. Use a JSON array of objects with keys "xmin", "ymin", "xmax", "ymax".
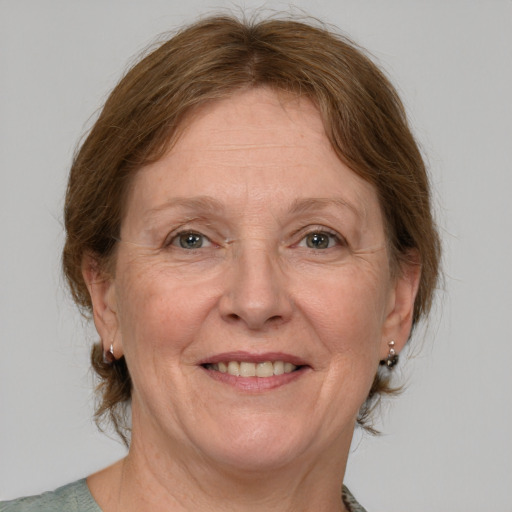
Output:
[
  {"xmin": 296, "ymin": 227, "xmax": 346, "ymax": 250},
  {"xmin": 165, "ymin": 230, "xmax": 213, "ymax": 250},
  {"xmin": 163, "ymin": 226, "xmax": 346, "ymax": 251}
]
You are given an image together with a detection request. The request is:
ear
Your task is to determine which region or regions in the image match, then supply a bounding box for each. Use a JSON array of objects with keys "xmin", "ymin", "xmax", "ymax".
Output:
[
  {"xmin": 380, "ymin": 250, "xmax": 421, "ymax": 360},
  {"xmin": 82, "ymin": 252, "xmax": 122, "ymax": 358}
]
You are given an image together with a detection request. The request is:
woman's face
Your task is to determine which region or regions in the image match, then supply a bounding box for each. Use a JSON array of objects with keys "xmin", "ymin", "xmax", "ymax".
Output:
[{"xmin": 92, "ymin": 88, "xmax": 417, "ymax": 472}]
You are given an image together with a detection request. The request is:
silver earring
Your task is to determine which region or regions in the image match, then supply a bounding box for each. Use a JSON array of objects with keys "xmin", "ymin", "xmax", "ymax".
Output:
[
  {"xmin": 384, "ymin": 340, "xmax": 398, "ymax": 369},
  {"xmin": 103, "ymin": 341, "xmax": 116, "ymax": 364}
]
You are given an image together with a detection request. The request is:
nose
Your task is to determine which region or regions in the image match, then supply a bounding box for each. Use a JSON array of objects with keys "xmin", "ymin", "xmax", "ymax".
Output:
[{"xmin": 219, "ymin": 242, "xmax": 293, "ymax": 330}]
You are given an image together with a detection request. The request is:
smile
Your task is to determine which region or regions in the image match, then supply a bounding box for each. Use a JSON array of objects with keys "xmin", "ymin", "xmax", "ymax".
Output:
[{"xmin": 205, "ymin": 361, "xmax": 298, "ymax": 377}]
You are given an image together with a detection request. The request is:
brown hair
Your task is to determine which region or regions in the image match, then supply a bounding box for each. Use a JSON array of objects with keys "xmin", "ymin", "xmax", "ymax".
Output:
[{"xmin": 63, "ymin": 14, "xmax": 441, "ymax": 440}]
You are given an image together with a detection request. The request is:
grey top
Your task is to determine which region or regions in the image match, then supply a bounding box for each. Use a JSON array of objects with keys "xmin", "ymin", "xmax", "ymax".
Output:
[
  {"xmin": 0, "ymin": 480, "xmax": 101, "ymax": 512},
  {"xmin": 1, "ymin": 479, "xmax": 367, "ymax": 511}
]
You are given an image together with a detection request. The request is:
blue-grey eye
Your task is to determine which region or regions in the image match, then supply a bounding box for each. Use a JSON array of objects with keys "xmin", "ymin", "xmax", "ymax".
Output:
[
  {"xmin": 306, "ymin": 233, "xmax": 329, "ymax": 249},
  {"xmin": 301, "ymin": 231, "xmax": 340, "ymax": 249},
  {"xmin": 177, "ymin": 232, "xmax": 205, "ymax": 249}
]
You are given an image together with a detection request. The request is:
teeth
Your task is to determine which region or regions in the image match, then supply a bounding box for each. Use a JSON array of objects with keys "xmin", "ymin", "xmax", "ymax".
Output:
[
  {"xmin": 240, "ymin": 362, "xmax": 256, "ymax": 377},
  {"xmin": 209, "ymin": 360, "xmax": 298, "ymax": 377},
  {"xmin": 227, "ymin": 361, "xmax": 240, "ymax": 376},
  {"xmin": 284, "ymin": 362, "xmax": 295, "ymax": 373},
  {"xmin": 273, "ymin": 361, "xmax": 284, "ymax": 375},
  {"xmin": 256, "ymin": 361, "xmax": 274, "ymax": 377}
]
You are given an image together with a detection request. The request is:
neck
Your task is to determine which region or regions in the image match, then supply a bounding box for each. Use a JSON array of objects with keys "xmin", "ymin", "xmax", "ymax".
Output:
[
  {"xmin": 89, "ymin": 416, "xmax": 353, "ymax": 512},
  {"xmin": 120, "ymin": 447, "xmax": 348, "ymax": 512}
]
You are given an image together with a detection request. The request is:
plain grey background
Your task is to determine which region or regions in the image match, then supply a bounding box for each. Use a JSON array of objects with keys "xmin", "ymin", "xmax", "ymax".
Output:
[{"xmin": 1, "ymin": 1, "xmax": 511, "ymax": 510}]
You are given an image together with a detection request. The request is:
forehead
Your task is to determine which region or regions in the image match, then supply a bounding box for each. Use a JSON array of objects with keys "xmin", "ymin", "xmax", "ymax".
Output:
[
  {"xmin": 180, "ymin": 88, "xmax": 323, "ymax": 145},
  {"xmin": 124, "ymin": 88, "xmax": 383, "ymax": 234},
  {"xmin": 171, "ymin": 88, "xmax": 334, "ymax": 175}
]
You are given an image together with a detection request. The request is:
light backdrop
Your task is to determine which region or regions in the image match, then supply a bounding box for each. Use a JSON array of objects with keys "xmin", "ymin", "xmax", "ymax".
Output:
[{"xmin": 1, "ymin": 1, "xmax": 511, "ymax": 510}]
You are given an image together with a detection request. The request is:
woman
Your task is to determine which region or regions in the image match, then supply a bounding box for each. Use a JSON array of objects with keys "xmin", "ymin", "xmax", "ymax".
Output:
[{"xmin": 2, "ymin": 14, "xmax": 440, "ymax": 512}]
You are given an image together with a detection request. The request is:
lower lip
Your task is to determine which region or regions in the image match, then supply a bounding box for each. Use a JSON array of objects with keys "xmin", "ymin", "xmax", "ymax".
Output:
[{"xmin": 202, "ymin": 366, "xmax": 309, "ymax": 392}]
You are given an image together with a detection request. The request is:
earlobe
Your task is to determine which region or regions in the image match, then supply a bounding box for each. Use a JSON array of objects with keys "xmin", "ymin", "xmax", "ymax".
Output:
[
  {"xmin": 82, "ymin": 253, "xmax": 122, "ymax": 357},
  {"xmin": 380, "ymin": 252, "xmax": 421, "ymax": 360}
]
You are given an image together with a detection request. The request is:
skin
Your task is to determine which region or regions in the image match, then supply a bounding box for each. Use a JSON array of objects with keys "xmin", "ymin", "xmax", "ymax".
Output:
[{"xmin": 84, "ymin": 88, "xmax": 420, "ymax": 511}]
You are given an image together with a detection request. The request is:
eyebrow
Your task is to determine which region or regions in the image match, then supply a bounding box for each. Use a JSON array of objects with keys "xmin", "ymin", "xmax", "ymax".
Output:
[
  {"xmin": 143, "ymin": 196, "xmax": 225, "ymax": 220},
  {"xmin": 288, "ymin": 197, "xmax": 363, "ymax": 219},
  {"xmin": 143, "ymin": 196, "xmax": 362, "ymax": 222}
]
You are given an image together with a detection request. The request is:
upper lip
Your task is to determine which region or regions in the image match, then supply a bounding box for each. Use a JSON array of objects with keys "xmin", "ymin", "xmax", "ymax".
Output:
[{"xmin": 198, "ymin": 351, "xmax": 309, "ymax": 367}]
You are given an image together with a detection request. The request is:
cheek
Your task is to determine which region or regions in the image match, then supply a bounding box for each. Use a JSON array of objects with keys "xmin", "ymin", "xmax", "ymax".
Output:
[
  {"xmin": 295, "ymin": 265, "xmax": 390, "ymax": 357},
  {"xmin": 114, "ymin": 267, "xmax": 220, "ymax": 425},
  {"xmin": 115, "ymin": 263, "xmax": 219, "ymax": 361}
]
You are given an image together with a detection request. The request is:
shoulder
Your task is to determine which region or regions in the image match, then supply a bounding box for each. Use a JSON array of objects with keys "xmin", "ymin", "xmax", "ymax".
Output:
[
  {"xmin": 343, "ymin": 485, "xmax": 368, "ymax": 512},
  {"xmin": 0, "ymin": 479, "xmax": 101, "ymax": 512}
]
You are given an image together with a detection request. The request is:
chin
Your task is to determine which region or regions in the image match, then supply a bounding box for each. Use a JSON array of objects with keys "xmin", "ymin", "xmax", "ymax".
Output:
[{"xmin": 188, "ymin": 415, "xmax": 326, "ymax": 474}]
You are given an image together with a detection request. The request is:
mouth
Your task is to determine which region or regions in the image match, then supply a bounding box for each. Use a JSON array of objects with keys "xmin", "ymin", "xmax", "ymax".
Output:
[
  {"xmin": 199, "ymin": 352, "xmax": 309, "ymax": 391},
  {"xmin": 203, "ymin": 360, "xmax": 300, "ymax": 377}
]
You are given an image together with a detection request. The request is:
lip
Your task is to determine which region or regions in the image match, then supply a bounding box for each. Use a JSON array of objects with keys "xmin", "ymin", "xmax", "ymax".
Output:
[
  {"xmin": 198, "ymin": 351, "xmax": 309, "ymax": 367},
  {"xmin": 198, "ymin": 351, "xmax": 311, "ymax": 392}
]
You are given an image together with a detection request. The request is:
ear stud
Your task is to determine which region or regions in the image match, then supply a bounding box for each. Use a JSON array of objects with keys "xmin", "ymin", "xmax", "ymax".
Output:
[{"xmin": 384, "ymin": 340, "xmax": 398, "ymax": 369}]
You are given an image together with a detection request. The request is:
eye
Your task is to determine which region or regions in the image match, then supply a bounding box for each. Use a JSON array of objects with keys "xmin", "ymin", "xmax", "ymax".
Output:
[
  {"xmin": 170, "ymin": 231, "xmax": 212, "ymax": 249},
  {"xmin": 299, "ymin": 230, "xmax": 341, "ymax": 250}
]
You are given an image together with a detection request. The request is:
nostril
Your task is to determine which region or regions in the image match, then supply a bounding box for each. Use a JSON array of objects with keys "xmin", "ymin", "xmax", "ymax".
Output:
[{"xmin": 219, "ymin": 281, "xmax": 292, "ymax": 329}]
